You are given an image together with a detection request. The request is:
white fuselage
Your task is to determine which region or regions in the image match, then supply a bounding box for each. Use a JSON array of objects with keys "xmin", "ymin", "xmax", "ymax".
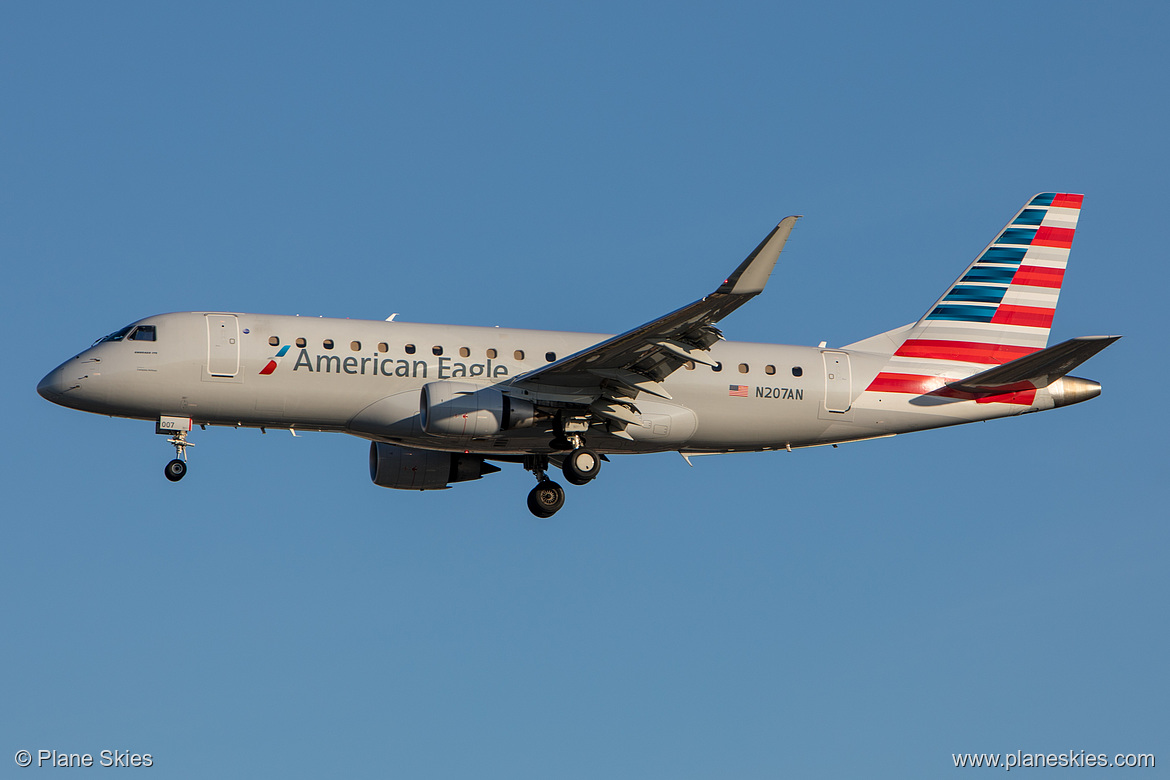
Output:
[{"xmin": 38, "ymin": 311, "xmax": 1061, "ymax": 457}]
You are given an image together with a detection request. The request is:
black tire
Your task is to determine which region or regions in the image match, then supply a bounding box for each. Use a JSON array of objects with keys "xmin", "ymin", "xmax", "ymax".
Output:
[
  {"xmin": 527, "ymin": 480, "xmax": 565, "ymax": 518},
  {"xmin": 563, "ymin": 447, "xmax": 601, "ymax": 484},
  {"xmin": 164, "ymin": 459, "xmax": 187, "ymax": 482}
]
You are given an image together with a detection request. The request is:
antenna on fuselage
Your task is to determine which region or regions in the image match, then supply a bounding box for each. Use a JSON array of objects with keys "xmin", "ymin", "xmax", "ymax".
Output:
[{"xmin": 386, "ymin": 313, "xmax": 398, "ymax": 322}]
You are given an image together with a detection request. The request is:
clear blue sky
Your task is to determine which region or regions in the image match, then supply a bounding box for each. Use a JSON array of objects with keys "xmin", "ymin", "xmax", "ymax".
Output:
[{"xmin": 2, "ymin": 2, "xmax": 1165, "ymax": 777}]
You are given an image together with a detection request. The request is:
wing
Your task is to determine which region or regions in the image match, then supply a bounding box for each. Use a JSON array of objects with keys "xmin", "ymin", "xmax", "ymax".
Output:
[{"xmin": 508, "ymin": 216, "xmax": 800, "ymax": 436}]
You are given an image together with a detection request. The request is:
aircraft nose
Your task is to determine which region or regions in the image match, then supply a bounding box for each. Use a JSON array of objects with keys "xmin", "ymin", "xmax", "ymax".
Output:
[{"xmin": 37, "ymin": 365, "xmax": 69, "ymax": 403}]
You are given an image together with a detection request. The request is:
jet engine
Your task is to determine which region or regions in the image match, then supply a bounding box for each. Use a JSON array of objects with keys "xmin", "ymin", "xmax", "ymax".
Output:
[
  {"xmin": 369, "ymin": 442, "xmax": 500, "ymax": 490},
  {"xmin": 419, "ymin": 381, "xmax": 537, "ymax": 437}
]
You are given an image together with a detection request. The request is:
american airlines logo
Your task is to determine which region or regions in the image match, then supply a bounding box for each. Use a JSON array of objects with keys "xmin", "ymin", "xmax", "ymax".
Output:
[{"xmin": 259, "ymin": 345, "xmax": 291, "ymax": 375}]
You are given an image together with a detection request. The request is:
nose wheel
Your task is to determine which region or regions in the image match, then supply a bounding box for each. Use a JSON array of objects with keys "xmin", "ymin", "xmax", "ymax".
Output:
[
  {"xmin": 164, "ymin": 458, "xmax": 187, "ymax": 482},
  {"xmin": 163, "ymin": 429, "xmax": 193, "ymax": 482}
]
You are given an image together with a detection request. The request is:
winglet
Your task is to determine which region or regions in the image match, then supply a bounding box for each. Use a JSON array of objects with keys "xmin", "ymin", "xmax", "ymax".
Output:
[{"xmin": 716, "ymin": 215, "xmax": 801, "ymax": 296}]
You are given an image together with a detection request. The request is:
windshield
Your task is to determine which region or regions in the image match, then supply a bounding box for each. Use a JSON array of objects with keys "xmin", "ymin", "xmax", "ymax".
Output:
[
  {"xmin": 92, "ymin": 323, "xmax": 157, "ymax": 346},
  {"xmin": 92, "ymin": 325, "xmax": 134, "ymax": 346}
]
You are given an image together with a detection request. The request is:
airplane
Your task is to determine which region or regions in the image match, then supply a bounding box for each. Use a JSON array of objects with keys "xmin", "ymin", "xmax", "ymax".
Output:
[{"xmin": 38, "ymin": 193, "xmax": 1118, "ymax": 517}]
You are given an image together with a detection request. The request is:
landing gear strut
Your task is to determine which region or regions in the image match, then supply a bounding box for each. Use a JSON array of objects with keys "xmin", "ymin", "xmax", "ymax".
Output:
[
  {"xmin": 163, "ymin": 429, "xmax": 193, "ymax": 482},
  {"xmin": 524, "ymin": 454, "xmax": 565, "ymax": 518}
]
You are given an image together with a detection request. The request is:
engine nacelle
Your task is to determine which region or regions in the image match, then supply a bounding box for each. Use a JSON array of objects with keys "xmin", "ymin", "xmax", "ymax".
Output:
[
  {"xmin": 368, "ymin": 442, "xmax": 500, "ymax": 490},
  {"xmin": 419, "ymin": 381, "xmax": 536, "ymax": 437}
]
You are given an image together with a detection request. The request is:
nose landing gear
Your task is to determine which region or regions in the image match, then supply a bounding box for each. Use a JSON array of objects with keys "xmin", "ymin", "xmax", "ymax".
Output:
[
  {"xmin": 164, "ymin": 458, "xmax": 187, "ymax": 482},
  {"xmin": 162, "ymin": 428, "xmax": 194, "ymax": 482}
]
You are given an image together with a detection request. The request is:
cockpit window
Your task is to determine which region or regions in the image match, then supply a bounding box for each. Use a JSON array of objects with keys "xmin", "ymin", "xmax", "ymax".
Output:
[
  {"xmin": 129, "ymin": 325, "xmax": 156, "ymax": 341},
  {"xmin": 92, "ymin": 325, "xmax": 134, "ymax": 346}
]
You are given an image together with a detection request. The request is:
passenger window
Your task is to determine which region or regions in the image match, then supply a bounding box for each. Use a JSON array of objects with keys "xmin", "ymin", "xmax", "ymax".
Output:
[
  {"xmin": 296, "ymin": 337, "xmax": 306, "ymax": 348},
  {"xmin": 684, "ymin": 361, "xmax": 695, "ymax": 370},
  {"xmin": 792, "ymin": 366, "xmax": 803, "ymax": 377},
  {"xmin": 378, "ymin": 342, "xmax": 389, "ymax": 353},
  {"xmin": 765, "ymin": 365, "xmax": 776, "ymax": 375},
  {"xmin": 486, "ymin": 348, "xmax": 497, "ymax": 359},
  {"xmin": 351, "ymin": 341, "xmax": 361, "ymax": 352},
  {"xmin": 459, "ymin": 347, "xmax": 470, "ymax": 358},
  {"xmin": 323, "ymin": 339, "xmax": 334, "ymax": 349},
  {"xmin": 432, "ymin": 346, "xmax": 443, "ymax": 356},
  {"xmin": 514, "ymin": 350, "xmax": 525, "ymax": 360},
  {"xmin": 268, "ymin": 336, "xmax": 279, "ymax": 347},
  {"xmin": 545, "ymin": 351, "xmax": 556, "ymax": 362},
  {"xmin": 405, "ymin": 344, "xmax": 416, "ymax": 354},
  {"xmin": 129, "ymin": 326, "xmax": 157, "ymax": 342},
  {"xmin": 738, "ymin": 363, "xmax": 749, "ymax": 374}
]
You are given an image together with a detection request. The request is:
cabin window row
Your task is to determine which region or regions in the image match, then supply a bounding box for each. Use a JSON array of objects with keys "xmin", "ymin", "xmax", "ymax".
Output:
[
  {"xmin": 267, "ymin": 336, "xmax": 557, "ymax": 362},
  {"xmin": 684, "ymin": 360, "xmax": 803, "ymax": 377},
  {"xmin": 267, "ymin": 336, "xmax": 802, "ymax": 377}
]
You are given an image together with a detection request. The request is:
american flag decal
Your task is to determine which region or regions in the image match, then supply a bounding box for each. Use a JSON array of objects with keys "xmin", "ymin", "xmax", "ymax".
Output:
[{"xmin": 729, "ymin": 384, "xmax": 749, "ymax": 397}]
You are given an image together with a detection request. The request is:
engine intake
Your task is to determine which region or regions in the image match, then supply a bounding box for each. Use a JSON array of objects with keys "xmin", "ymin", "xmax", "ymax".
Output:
[
  {"xmin": 369, "ymin": 442, "xmax": 500, "ymax": 490},
  {"xmin": 419, "ymin": 381, "xmax": 536, "ymax": 437}
]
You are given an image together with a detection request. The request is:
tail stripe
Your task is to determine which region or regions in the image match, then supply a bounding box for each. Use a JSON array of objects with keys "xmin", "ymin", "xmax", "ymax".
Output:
[
  {"xmin": 997, "ymin": 227, "xmax": 1039, "ymax": 245},
  {"xmin": 1033, "ymin": 226, "xmax": 1075, "ymax": 248},
  {"xmin": 925, "ymin": 305, "xmax": 996, "ymax": 322},
  {"xmin": 1012, "ymin": 209, "xmax": 1046, "ymax": 225},
  {"xmin": 981, "ymin": 247, "xmax": 1027, "ymax": 265},
  {"xmin": 894, "ymin": 339, "xmax": 1038, "ymax": 364},
  {"xmin": 943, "ymin": 285, "xmax": 1009, "ymax": 304},
  {"xmin": 1012, "ymin": 266, "xmax": 1064, "ymax": 288},
  {"xmin": 991, "ymin": 305, "xmax": 1055, "ymax": 328},
  {"xmin": 962, "ymin": 266, "xmax": 1017, "ymax": 284}
]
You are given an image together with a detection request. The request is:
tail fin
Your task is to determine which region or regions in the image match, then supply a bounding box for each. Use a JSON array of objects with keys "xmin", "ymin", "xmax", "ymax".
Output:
[{"xmin": 852, "ymin": 193, "xmax": 1083, "ymax": 367}]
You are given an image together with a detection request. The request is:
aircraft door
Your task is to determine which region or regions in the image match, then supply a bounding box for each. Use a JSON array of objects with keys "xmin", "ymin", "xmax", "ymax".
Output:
[
  {"xmin": 206, "ymin": 314, "xmax": 240, "ymax": 377},
  {"xmin": 822, "ymin": 351, "xmax": 852, "ymax": 413}
]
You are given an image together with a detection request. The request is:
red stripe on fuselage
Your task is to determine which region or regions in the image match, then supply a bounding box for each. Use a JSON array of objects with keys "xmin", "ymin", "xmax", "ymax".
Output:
[
  {"xmin": 865, "ymin": 372, "xmax": 1036, "ymax": 405},
  {"xmin": 894, "ymin": 339, "xmax": 1039, "ymax": 365},
  {"xmin": 865, "ymin": 372, "xmax": 947, "ymax": 394},
  {"xmin": 259, "ymin": 360, "xmax": 278, "ymax": 375}
]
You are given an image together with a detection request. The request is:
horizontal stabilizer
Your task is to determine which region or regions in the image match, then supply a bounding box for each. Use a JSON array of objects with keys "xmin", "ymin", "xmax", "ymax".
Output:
[{"xmin": 946, "ymin": 335, "xmax": 1120, "ymax": 394}]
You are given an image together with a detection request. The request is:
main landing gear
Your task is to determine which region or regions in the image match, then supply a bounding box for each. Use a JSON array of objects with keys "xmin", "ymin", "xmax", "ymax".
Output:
[
  {"xmin": 523, "ymin": 443, "xmax": 602, "ymax": 518},
  {"xmin": 163, "ymin": 429, "xmax": 193, "ymax": 482}
]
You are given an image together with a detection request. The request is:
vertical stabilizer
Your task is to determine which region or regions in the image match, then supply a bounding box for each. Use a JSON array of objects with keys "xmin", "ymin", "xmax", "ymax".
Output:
[
  {"xmin": 860, "ymin": 193, "xmax": 1082, "ymax": 365},
  {"xmin": 855, "ymin": 193, "xmax": 1085, "ymax": 405}
]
